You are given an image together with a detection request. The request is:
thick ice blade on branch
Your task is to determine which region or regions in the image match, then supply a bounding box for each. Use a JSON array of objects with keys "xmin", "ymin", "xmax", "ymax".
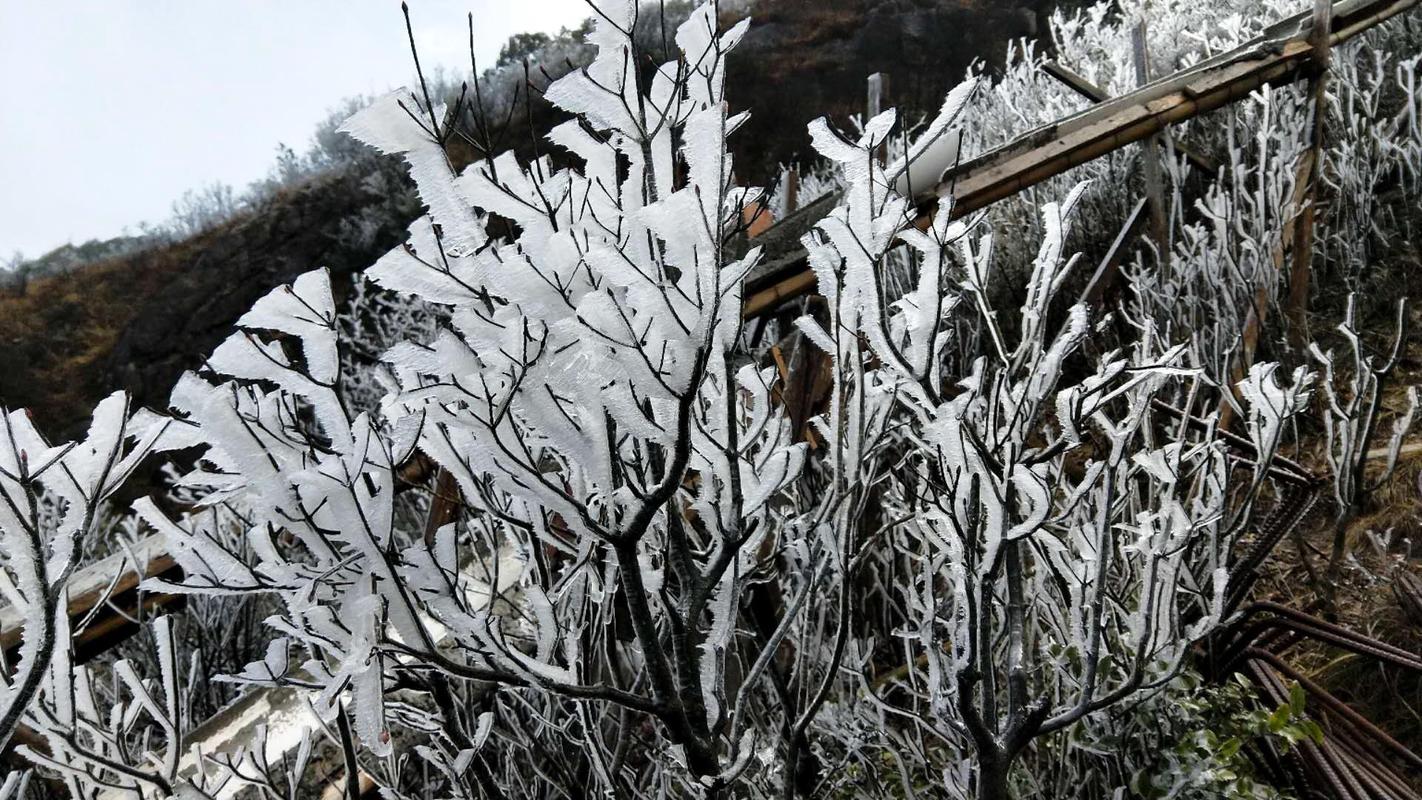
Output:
[
  {"xmin": 366, "ymin": 219, "xmax": 490, "ymax": 312},
  {"xmin": 236, "ymin": 269, "xmax": 338, "ymax": 384},
  {"xmin": 1237, "ymin": 362, "xmax": 1313, "ymax": 458},
  {"xmin": 891, "ymin": 79, "xmax": 977, "ymax": 198},
  {"xmin": 340, "ymin": 90, "xmax": 485, "ymax": 254},
  {"xmin": 543, "ymin": 0, "xmax": 640, "ymax": 135}
]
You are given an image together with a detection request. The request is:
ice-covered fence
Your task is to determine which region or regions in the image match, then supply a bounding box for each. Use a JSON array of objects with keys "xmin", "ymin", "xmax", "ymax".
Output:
[{"xmin": 742, "ymin": 0, "xmax": 1420, "ymax": 318}]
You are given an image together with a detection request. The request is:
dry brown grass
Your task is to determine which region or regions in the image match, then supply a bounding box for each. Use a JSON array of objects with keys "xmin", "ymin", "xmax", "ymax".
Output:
[
  {"xmin": 0, "ymin": 232, "xmax": 211, "ymax": 437},
  {"xmin": 1248, "ymin": 308, "xmax": 1422, "ymax": 776}
]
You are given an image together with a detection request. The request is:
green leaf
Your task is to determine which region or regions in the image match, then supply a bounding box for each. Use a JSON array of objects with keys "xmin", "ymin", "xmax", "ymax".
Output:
[
  {"xmin": 1130, "ymin": 771, "xmax": 1148, "ymax": 795},
  {"xmin": 1268, "ymin": 704, "xmax": 1291, "ymax": 733},
  {"xmin": 1218, "ymin": 737, "xmax": 1243, "ymax": 760},
  {"xmin": 1289, "ymin": 682, "xmax": 1306, "ymax": 716},
  {"xmin": 1303, "ymin": 719, "xmax": 1325, "ymax": 744}
]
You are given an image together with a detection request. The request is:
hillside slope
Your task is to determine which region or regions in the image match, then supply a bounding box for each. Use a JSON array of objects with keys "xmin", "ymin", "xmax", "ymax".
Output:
[{"xmin": 0, "ymin": 0, "xmax": 1057, "ymax": 438}]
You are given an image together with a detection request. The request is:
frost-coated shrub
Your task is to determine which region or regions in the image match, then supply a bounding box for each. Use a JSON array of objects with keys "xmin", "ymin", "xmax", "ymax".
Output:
[
  {"xmin": 115, "ymin": 2, "xmax": 819, "ymax": 796},
  {"xmin": 5, "ymin": 1, "xmax": 1416, "ymax": 799},
  {"xmin": 954, "ymin": 0, "xmax": 1422, "ymax": 383},
  {"xmin": 0, "ymin": 395, "xmax": 173, "ymax": 758},
  {"xmin": 789, "ymin": 86, "xmax": 1312, "ymax": 798}
]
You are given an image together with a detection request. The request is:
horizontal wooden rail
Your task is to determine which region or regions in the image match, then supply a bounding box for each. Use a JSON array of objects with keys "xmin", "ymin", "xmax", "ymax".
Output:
[
  {"xmin": 0, "ymin": 533, "xmax": 181, "ymax": 660},
  {"xmin": 0, "ymin": 453, "xmax": 443, "ymax": 664}
]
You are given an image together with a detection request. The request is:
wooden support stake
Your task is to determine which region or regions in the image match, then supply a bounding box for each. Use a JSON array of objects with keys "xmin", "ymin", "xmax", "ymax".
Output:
[
  {"xmin": 1221, "ymin": 147, "xmax": 1318, "ymax": 430},
  {"xmin": 1041, "ymin": 60, "xmax": 1105, "ymax": 103},
  {"xmin": 1286, "ymin": 0, "xmax": 1333, "ymax": 352},
  {"xmin": 1132, "ymin": 21, "xmax": 1171, "ymax": 257},
  {"xmin": 867, "ymin": 72, "xmax": 890, "ymax": 161},
  {"xmin": 1078, "ymin": 197, "xmax": 1150, "ymax": 311},
  {"xmin": 1041, "ymin": 60, "xmax": 1219, "ymax": 174}
]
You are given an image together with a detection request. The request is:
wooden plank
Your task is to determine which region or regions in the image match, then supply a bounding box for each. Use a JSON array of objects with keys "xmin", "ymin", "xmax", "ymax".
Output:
[
  {"xmin": 1077, "ymin": 197, "xmax": 1150, "ymax": 310},
  {"xmin": 1040, "ymin": 60, "xmax": 1105, "ymax": 103},
  {"xmin": 1286, "ymin": 0, "xmax": 1334, "ymax": 351},
  {"xmin": 1133, "ymin": 21, "xmax": 1171, "ymax": 252},
  {"xmin": 0, "ymin": 451, "xmax": 450, "ymax": 666},
  {"xmin": 0, "ymin": 533, "xmax": 181, "ymax": 657},
  {"xmin": 1043, "ymin": 61, "xmax": 1220, "ymax": 175},
  {"xmin": 942, "ymin": 40, "xmax": 1315, "ymax": 214},
  {"xmin": 1219, "ymin": 148, "xmax": 1317, "ymax": 431},
  {"xmin": 743, "ymin": 0, "xmax": 1420, "ymax": 319},
  {"xmin": 1042, "ymin": 60, "xmax": 1219, "ymax": 175}
]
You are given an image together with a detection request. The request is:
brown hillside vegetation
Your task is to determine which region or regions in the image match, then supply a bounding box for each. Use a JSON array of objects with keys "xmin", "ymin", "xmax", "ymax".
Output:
[
  {"xmin": 0, "ymin": 0, "xmax": 1063, "ymax": 439},
  {"xmin": 0, "ymin": 166, "xmax": 416, "ymax": 439}
]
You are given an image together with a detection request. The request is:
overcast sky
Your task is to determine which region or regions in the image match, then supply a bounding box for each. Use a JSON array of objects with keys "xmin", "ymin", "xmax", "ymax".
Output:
[{"xmin": 0, "ymin": 0, "xmax": 591, "ymax": 259}]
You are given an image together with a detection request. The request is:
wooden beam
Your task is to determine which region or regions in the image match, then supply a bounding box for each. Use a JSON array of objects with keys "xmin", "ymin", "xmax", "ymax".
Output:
[
  {"xmin": 0, "ymin": 449, "xmax": 455, "ymax": 670},
  {"xmin": 1041, "ymin": 60, "xmax": 1219, "ymax": 175},
  {"xmin": 1218, "ymin": 153, "xmax": 1317, "ymax": 430},
  {"xmin": 1077, "ymin": 197, "xmax": 1150, "ymax": 310},
  {"xmin": 1039, "ymin": 60, "xmax": 1104, "ymax": 103},
  {"xmin": 1286, "ymin": 0, "xmax": 1334, "ymax": 352}
]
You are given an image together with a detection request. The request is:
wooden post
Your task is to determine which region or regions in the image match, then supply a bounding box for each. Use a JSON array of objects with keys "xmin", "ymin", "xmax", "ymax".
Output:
[
  {"xmin": 1132, "ymin": 21, "xmax": 1171, "ymax": 258},
  {"xmin": 867, "ymin": 72, "xmax": 890, "ymax": 161},
  {"xmin": 1222, "ymin": 0, "xmax": 1333, "ymax": 429},
  {"xmin": 1286, "ymin": 0, "xmax": 1333, "ymax": 352},
  {"xmin": 784, "ymin": 167, "xmax": 800, "ymax": 215}
]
